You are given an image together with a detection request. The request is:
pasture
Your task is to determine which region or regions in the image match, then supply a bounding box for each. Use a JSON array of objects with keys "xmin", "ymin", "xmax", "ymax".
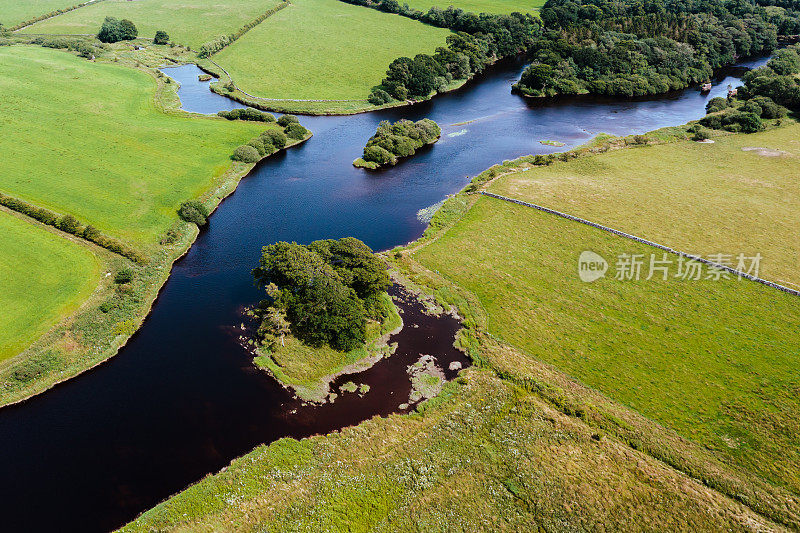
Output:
[
  {"xmin": 413, "ymin": 193, "xmax": 800, "ymax": 494},
  {"xmin": 0, "ymin": 45, "xmax": 264, "ymax": 247},
  {"xmin": 0, "ymin": 211, "xmax": 101, "ymax": 362},
  {"xmin": 19, "ymin": 0, "xmax": 280, "ymax": 48},
  {"xmin": 488, "ymin": 125, "xmax": 800, "ymax": 288},
  {"xmin": 0, "ymin": 0, "xmax": 79, "ymax": 27},
  {"xmin": 213, "ymin": 0, "xmax": 451, "ymax": 100},
  {"xmin": 402, "ymin": 0, "xmax": 545, "ymax": 14}
]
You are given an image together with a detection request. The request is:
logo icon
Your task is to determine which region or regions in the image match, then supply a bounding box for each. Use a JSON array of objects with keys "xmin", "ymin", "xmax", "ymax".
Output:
[{"xmin": 578, "ymin": 251, "xmax": 608, "ymax": 282}]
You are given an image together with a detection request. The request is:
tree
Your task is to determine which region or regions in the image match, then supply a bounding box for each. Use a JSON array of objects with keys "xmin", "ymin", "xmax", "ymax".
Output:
[
  {"xmin": 153, "ymin": 30, "xmax": 169, "ymax": 45},
  {"xmin": 97, "ymin": 17, "xmax": 138, "ymax": 43},
  {"xmin": 232, "ymin": 145, "xmax": 261, "ymax": 163},
  {"xmin": 178, "ymin": 200, "xmax": 209, "ymax": 226}
]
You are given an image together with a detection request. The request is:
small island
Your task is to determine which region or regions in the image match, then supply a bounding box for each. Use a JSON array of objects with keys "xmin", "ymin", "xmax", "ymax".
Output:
[{"xmin": 353, "ymin": 118, "xmax": 441, "ymax": 169}]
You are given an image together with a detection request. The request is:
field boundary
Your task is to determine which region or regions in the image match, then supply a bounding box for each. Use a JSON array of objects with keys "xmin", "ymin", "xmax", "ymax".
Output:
[
  {"xmin": 198, "ymin": 0, "xmax": 291, "ymax": 57},
  {"xmin": 480, "ymin": 191, "xmax": 800, "ymax": 297},
  {"xmin": 10, "ymin": 0, "xmax": 108, "ymax": 32}
]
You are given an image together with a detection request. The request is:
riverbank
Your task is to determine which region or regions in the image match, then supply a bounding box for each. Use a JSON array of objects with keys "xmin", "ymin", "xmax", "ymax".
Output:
[
  {"xmin": 0, "ymin": 44, "xmax": 312, "ymax": 408},
  {"xmin": 122, "ymin": 121, "xmax": 800, "ymax": 531}
]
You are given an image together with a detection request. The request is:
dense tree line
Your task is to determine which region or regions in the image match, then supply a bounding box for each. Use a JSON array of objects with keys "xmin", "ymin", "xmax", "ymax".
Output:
[
  {"xmin": 351, "ymin": 2, "xmax": 539, "ymax": 103},
  {"xmin": 252, "ymin": 238, "xmax": 391, "ymax": 351},
  {"xmin": 514, "ymin": 0, "xmax": 800, "ymax": 97},
  {"xmin": 355, "ymin": 118, "xmax": 440, "ymax": 168},
  {"xmin": 230, "ymin": 115, "xmax": 308, "ymax": 163},
  {"xmin": 97, "ymin": 16, "xmax": 138, "ymax": 43}
]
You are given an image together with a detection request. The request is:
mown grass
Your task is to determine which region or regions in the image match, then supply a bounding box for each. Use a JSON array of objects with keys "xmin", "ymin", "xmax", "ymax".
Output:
[
  {"xmin": 213, "ymin": 0, "xmax": 451, "ymax": 100},
  {"xmin": 254, "ymin": 293, "xmax": 401, "ymax": 402},
  {"xmin": 489, "ymin": 123, "xmax": 800, "ymax": 288},
  {"xmin": 0, "ymin": 210, "xmax": 102, "ymax": 362},
  {"xmin": 19, "ymin": 0, "xmax": 280, "ymax": 48},
  {"xmin": 0, "ymin": 0, "xmax": 79, "ymax": 27},
  {"xmin": 414, "ymin": 194, "xmax": 800, "ymax": 495},
  {"xmin": 0, "ymin": 45, "xmax": 264, "ymax": 247},
  {"xmin": 122, "ymin": 370, "xmax": 779, "ymax": 532},
  {"xmin": 402, "ymin": 0, "xmax": 545, "ymax": 14}
]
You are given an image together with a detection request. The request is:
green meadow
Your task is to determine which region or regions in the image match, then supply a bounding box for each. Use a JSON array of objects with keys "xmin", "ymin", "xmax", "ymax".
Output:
[
  {"xmin": 19, "ymin": 0, "xmax": 280, "ymax": 48},
  {"xmin": 0, "ymin": 45, "xmax": 264, "ymax": 247},
  {"xmin": 0, "ymin": 211, "xmax": 101, "ymax": 362},
  {"xmin": 414, "ymin": 193, "xmax": 800, "ymax": 494},
  {"xmin": 0, "ymin": 0, "xmax": 78, "ymax": 26},
  {"xmin": 489, "ymin": 125, "xmax": 800, "ymax": 288},
  {"xmin": 214, "ymin": 0, "xmax": 451, "ymax": 100},
  {"xmin": 403, "ymin": 0, "xmax": 545, "ymax": 14}
]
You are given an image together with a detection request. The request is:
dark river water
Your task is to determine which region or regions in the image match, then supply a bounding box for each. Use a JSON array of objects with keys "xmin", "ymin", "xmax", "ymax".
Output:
[{"xmin": 0, "ymin": 57, "xmax": 767, "ymax": 532}]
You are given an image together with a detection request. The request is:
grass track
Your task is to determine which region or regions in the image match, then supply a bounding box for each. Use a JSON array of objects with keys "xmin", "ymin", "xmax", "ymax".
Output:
[
  {"xmin": 489, "ymin": 125, "xmax": 800, "ymax": 288},
  {"xmin": 0, "ymin": 45, "xmax": 264, "ymax": 246},
  {"xmin": 402, "ymin": 0, "xmax": 545, "ymax": 14},
  {"xmin": 19, "ymin": 0, "xmax": 280, "ymax": 48},
  {"xmin": 214, "ymin": 0, "xmax": 452, "ymax": 100},
  {"xmin": 0, "ymin": 0, "xmax": 80, "ymax": 27},
  {"xmin": 0, "ymin": 210, "xmax": 101, "ymax": 362},
  {"xmin": 414, "ymin": 194, "xmax": 800, "ymax": 494}
]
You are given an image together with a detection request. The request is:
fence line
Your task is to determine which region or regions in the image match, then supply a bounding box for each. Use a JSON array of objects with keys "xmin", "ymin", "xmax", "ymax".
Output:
[{"xmin": 479, "ymin": 191, "xmax": 800, "ymax": 297}]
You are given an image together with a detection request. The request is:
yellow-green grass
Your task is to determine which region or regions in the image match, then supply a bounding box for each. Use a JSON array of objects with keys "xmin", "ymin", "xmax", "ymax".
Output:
[
  {"xmin": 403, "ymin": 0, "xmax": 545, "ymax": 14},
  {"xmin": 489, "ymin": 124, "xmax": 800, "ymax": 288},
  {"xmin": 0, "ymin": 45, "xmax": 265, "ymax": 247},
  {"xmin": 122, "ymin": 370, "xmax": 779, "ymax": 532},
  {"xmin": 254, "ymin": 293, "xmax": 401, "ymax": 402},
  {"xmin": 0, "ymin": 0, "xmax": 79, "ymax": 27},
  {"xmin": 414, "ymin": 195, "xmax": 800, "ymax": 494},
  {"xmin": 213, "ymin": 0, "xmax": 451, "ymax": 100},
  {"xmin": 19, "ymin": 0, "xmax": 281, "ymax": 48},
  {"xmin": 0, "ymin": 210, "xmax": 102, "ymax": 362}
]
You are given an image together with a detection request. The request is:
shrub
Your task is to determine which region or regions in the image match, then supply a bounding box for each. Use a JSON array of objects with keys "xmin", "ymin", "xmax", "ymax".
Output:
[
  {"xmin": 218, "ymin": 108, "xmax": 275, "ymax": 122},
  {"xmin": 368, "ymin": 88, "xmax": 392, "ymax": 105},
  {"xmin": 82, "ymin": 225, "xmax": 101, "ymax": 241},
  {"xmin": 363, "ymin": 145, "xmax": 396, "ymax": 166},
  {"xmin": 277, "ymin": 114, "xmax": 299, "ymax": 127},
  {"xmin": 57, "ymin": 214, "xmax": 82, "ymax": 235},
  {"xmin": 261, "ymin": 129, "xmax": 287, "ymax": 150},
  {"xmin": 284, "ymin": 122, "xmax": 308, "ymax": 140},
  {"xmin": 153, "ymin": 30, "xmax": 169, "ymax": 45},
  {"xmin": 248, "ymin": 137, "xmax": 268, "ymax": 156},
  {"xmin": 692, "ymin": 128, "xmax": 710, "ymax": 141},
  {"xmin": 178, "ymin": 200, "xmax": 210, "ymax": 226},
  {"xmin": 749, "ymin": 96, "xmax": 787, "ymax": 119},
  {"xmin": 705, "ymin": 97, "xmax": 728, "ymax": 114},
  {"xmin": 232, "ymin": 144, "xmax": 261, "ymax": 163},
  {"xmin": 114, "ymin": 268, "xmax": 134, "ymax": 284}
]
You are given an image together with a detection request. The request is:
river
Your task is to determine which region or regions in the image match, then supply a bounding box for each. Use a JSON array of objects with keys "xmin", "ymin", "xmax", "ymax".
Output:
[{"xmin": 0, "ymin": 56, "xmax": 768, "ymax": 532}]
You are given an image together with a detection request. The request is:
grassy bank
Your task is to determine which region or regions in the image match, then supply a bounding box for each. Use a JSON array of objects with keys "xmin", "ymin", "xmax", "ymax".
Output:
[
  {"xmin": 0, "ymin": 43, "xmax": 311, "ymax": 407},
  {"xmin": 122, "ymin": 369, "xmax": 781, "ymax": 531},
  {"xmin": 254, "ymin": 293, "xmax": 402, "ymax": 402},
  {"xmin": 213, "ymin": 0, "xmax": 451, "ymax": 100},
  {"xmin": 18, "ymin": 0, "xmax": 281, "ymax": 49}
]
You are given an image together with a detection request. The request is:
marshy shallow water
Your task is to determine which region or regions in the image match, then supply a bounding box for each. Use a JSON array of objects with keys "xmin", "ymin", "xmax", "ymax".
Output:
[{"xmin": 0, "ymin": 56, "xmax": 767, "ymax": 532}]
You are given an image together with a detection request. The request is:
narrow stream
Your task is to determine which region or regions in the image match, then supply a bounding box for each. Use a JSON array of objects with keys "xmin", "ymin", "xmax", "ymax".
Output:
[{"xmin": 0, "ymin": 57, "xmax": 767, "ymax": 532}]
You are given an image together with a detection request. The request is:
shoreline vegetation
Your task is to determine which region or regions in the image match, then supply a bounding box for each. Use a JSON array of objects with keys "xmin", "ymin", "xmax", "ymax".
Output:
[
  {"xmin": 123, "ymin": 119, "xmax": 800, "ymax": 531},
  {"xmin": 0, "ymin": 41, "xmax": 311, "ymax": 408},
  {"xmin": 353, "ymin": 118, "xmax": 441, "ymax": 169}
]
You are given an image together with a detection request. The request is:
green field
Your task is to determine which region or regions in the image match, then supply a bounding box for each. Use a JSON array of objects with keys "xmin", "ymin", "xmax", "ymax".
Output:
[
  {"xmin": 0, "ymin": 0, "xmax": 79, "ymax": 27},
  {"xmin": 489, "ymin": 125, "xmax": 800, "ymax": 288},
  {"xmin": 414, "ymin": 194, "xmax": 800, "ymax": 494},
  {"xmin": 123, "ymin": 370, "xmax": 777, "ymax": 531},
  {"xmin": 19, "ymin": 0, "xmax": 281, "ymax": 48},
  {"xmin": 214, "ymin": 0, "xmax": 452, "ymax": 100},
  {"xmin": 0, "ymin": 45, "xmax": 264, "ymax": 246},
  {"xmin": 403, "ymin": 0, "xmax": 545, "ymax": 14},
  {"xmin": 0, "ymin": 211, "xmax": 101, "ymax": 362}
]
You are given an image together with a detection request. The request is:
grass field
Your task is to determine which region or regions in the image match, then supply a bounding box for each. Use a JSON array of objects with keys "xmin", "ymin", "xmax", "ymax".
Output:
[
  {"xmin": 213, "ymin": 0, "xmax": 452, "ymax": 100},
  {"xmin": 19, "ymin": 0, "xmax": 281, "ymax": 48},
  {"xmin": 402, "ymin": 0, "xmax": 545, "ymax": 14},
  {"xmin": 254, "ymin": 294, "xmax": 401, "ymax": 402},
  {"xmin": 0, "ymin": 45, "xmax": 264, "ymax": 247},
  {"xmin": 413, "ymin": 193, "xmax": 800, "ymax": 494},
  {"xmin": 0, "ymin": 211, "xmax": 101, "ymax": 362},
  {"xmin": 0, "ymin": 0, "xmax": 79, "ymax": 27},
  {"xmin": 489, "ymin": 125, "xmax": 800, "ymax": 289},
  {"xmin": 123, "ymin": 370, "xmax": 779, "ymax": 531}
]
